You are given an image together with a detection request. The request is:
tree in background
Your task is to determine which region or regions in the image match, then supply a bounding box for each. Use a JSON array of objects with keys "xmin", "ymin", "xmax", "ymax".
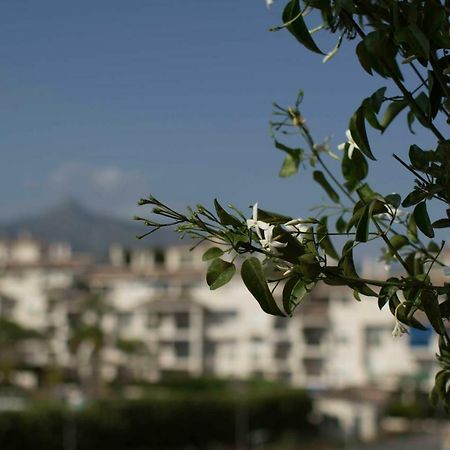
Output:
[{"xmin": 137, "ymin": 0, "xmax": 450, "ymax": 409}]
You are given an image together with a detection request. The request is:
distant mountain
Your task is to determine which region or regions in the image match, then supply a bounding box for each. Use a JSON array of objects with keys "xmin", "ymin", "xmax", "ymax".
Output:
[{"xmin": 0, "ymin": 199, "xmax": 179, "ymax": 259}]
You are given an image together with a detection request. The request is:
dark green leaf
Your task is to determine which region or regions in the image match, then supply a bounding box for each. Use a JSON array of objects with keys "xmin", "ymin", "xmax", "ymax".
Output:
[
  {"xmin": 349, "ymin": 106, "xmax": 375, "ymax": 160},
  {"xmin": 414, "ymin": 201, "xmax": 435, "ymax": 238},
  {"xmin": 313, "ymin": 170, "xmax": 340, "ymax": 203},
  {"xmin": 339, "ymin": 241, "xmax": 377, "ymax": 297},
  {"xmin": 384, "ymin": 194, "xmax": 401, "ymax": 209},
  {"xmin": 402, "ymin": 190, "xmax": 427, "ymax": 207},
  {"xmin": 430, "ymin": 370, "xmax": 450, "ymax": 407},
  {"xmin": 432, "ymin": 219, "xmax": 450, "ymax": 229},
  {"xmin": 378, "ymin": 279, "xmax": 399, "ymax": 310},
  {"xmin": 336, "ymin": 216, "xmax": 347, "ymax": 233},
  {"xmin": 355, "ymin": 41, "xmax": 373, "ymax": 75},
  {"xmin": 241, "ymin": 257, "xmax": 284, "ymax": 316},
  {"xmin": 422, "ymin": 290, "xmax": 446, "ymax": 335},
  {"xmin": 202, "ymin": 247, "xmax": 224, "ymax": 261},
  {"xmin": 214, "ymin": 199, "xmax": 242, "ymax": 228},
  {"xmin": 355, "ymin": 205, "xmax": 370, "ymax": 242},
  {"xmin": 380, "ymin": 99, "xmax": 408, "ymax": 132},
  {"xmin": 342, "ymin": 147, "xmax": 368, "ymax": 184},
  {"xmin": 206, "ymin": 258, "xmax": 236, "ymax": 290},
  {"xmin": 282, "ymin": 0, "xmax": 324, "ymax": 54},
  {"xmin": 282, "ymin": 277, "xmax": 308, "ymax": 316}
]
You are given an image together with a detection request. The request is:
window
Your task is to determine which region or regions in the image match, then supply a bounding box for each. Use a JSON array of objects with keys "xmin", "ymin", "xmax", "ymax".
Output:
[
  {"xmin": 174, "ymin": 341, "xmax": 190, "ymax": 358},
  {"xmin": 274, "ymin": 342, "xmax": 291, "ymax": 360},
  {"xmin": 117, "ymin": 312, "xmax": 132, "ymax": 329},
  {"xmin": 174, "ymin": 312, "xmax": 190, "ymax": 329},
  {"xmin": 303, "ymin": 358, "xmax": 323, "ymax": 376},
  {"xmin": 206, "ymin": 310, "xmax": 237, "ymax": 326},
  {"xmin": 273, "ymin": 317, "xmax": 289, "ymax": 330},
  {"xmin": 154, "ymin": 249, "xmax": 165, "ymax": 266},
  {"xmin": 365, "ymin": 326, "xmax": 387, "ymax": 348},
  {"xmin": 303, "ymin": 327, "xmax": 326, "ymax": 346}
]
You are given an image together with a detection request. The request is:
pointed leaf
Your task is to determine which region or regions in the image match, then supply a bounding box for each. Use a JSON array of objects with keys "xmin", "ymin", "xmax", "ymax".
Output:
[
  {"xmin": 282, "ymin": 277, "xmax": 308, "ymax": 316},
  {"xmin": 202, "ymin": 247, "xmax": 224, "ymax": 261},
  {"xmin": 214, "ymin": 199, "xmax": 242, "ymax": 228},
  {"xmin": 349, "ymin": 107, "xmax": 376, "ymax": 160},
  {"xmin": 282, "ymin": 0, "xmax": 324, "ymax": 55},
  {"xmin": 414, "ymin": 201, "xmax": 435, "ymax": 238},
  {"xmin": 313, "ymin": 170, "xmax": 340, "ymax": 203},
  {"xmin": 206, "ymin": 258, "xmax": 236, "ymax": 290},
  {"xmin": 241, "ymin": 257, "xmax": 284, "ymax": 316}
]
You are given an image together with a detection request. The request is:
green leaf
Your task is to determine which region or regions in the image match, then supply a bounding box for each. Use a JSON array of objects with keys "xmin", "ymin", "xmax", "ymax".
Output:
[
  {"xmin": 206, "ymin": 259, "xmax": 236, "ymax": 290},
  {"xmin": 384, "ymin": 193, "xmax": 401, "ymax": 209},
  {"xmin": 280, "ymin": 154, "xmax": 300, "ymax": 177},
  {"xmin": 282, "ymin": 277, "xmax": 309, "ymax": 316},
  {"xmin": 349, "ymin": 106, "xmax": 376, "ymax": 160},
  {"xmin": 214, "ymin": 199, "xmax": 242, "ymax": 228},
  {"xmin": 317, "ymin": 217, "xmax": 339, "ymax": 260},
  {"xmin": 202, "ymin": 247, "xmax": 224, "ymax": 261},
  {"xmin": 282, "ymin": 0, "xmax": 324, "ymax": 55},
  {"xmin": 414, "ymin": 201, "xmax": 435, "ymax": 238},
  {"xmin": 409, "ymin": 144, "xmax": 429, "ymax": 170},
  {"xmin": 241, "ymin": 257, "xmax": 284, "ymax": 316},
  {"xmin": 380, "ymin": 99, "xmax": 408, "ymax": 132},
  {"xmin": 336, "ymin": 216, "xmax": 347, "ymax": 233},
  {"xmin": 395, "ymin": 25, "xmax": 429, "ymax": 60},
  {"xmin": 313, "ymin": 170, "xmax": 340, "ymax": 203},
  {"xmin": 422, "ymin": 290, "xmax": 446, "ymax": 335},
  {"xmin": 430, "ymin": 370, "xmax": 450, "ymax": 407},
  {"xmin": 433, "ymin": 218, "xmax": 450, "ymax": 229},
  {"xmin": 342, "ymin": 147, "xmax": 368, "ymax": 183},
  {"xmin": 402, "ymin": 190, "xmax": 427, "ymax": 207},
  {"xmin": 355, "ymin": 205, "xmax": 370, "ymax": 242},
  {"xmin": 407, "ymin": 214, "xmax": 418, "ymax": 243},
  {"xmin": 339, "ymin": 240, "xmax": 377, "ymax": 297},
  {"xmin": 388, "ymin": 235, "xmax": 409, "ymax": 255},
  {"xmin": 356, "ymin": 41, "xmax": 373, "ymax": 75},
  {"xmin": 378, "ymin": 279, "xmax": 399, "ymax": 310}
]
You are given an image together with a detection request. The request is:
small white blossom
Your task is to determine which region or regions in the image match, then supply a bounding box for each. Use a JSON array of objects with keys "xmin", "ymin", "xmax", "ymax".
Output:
[
  {"xmin": 265, "ymin": 0, "xmax": 274, "ymax": 8},
  {"xmin": 246, "ymin": 203, "xmax": 270, "ymax": 239},
  {"xmin": 392, "ymin": 321, "xmax": 408, "ymax": 338},
  {"xmin": 338, "ymin": 129, "xmax": 360, "ymax": 159},
  {"xmin": 284, "ymin": 218, "xmax": 309, "ymax": 238},
  {"xmin": 260, "ymin": 225, "xmax": 287, "ymax": 252},
  {"xmin": 313, "ymin": 137, "xmax": 339, "ymax": 160}
]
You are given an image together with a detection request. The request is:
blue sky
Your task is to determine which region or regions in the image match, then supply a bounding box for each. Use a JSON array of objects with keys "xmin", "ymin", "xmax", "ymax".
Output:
[{"xmin": 0, "ymin": 0, "xmax": 439, "ymax": 223}]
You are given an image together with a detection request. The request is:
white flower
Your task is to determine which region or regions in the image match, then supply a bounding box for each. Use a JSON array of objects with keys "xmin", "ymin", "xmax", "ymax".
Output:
[
  {"xmin": 314, "ymin": 137, "xmax": 339, "ymax": 160},
  {"xmin": 392, "ymin": 321, "xmax": 408, "ymax": 338},
  {"xmin": 284, "ymin": 218, "xmax": 309, "ymax": 237},
  {"xmin": 246, "ymin": 203, "xmax": 270, "ymax": 239},
  {"xmin": 265, "ymin": 0, "xmax": 274, "ymax": 8},
  {"xmin": 338, "ymin": 129, "xmax": 360, "ymax": 159},
  {"xmin": 260, "ymin": 225, "xmax": 287, "ymax": 252}
]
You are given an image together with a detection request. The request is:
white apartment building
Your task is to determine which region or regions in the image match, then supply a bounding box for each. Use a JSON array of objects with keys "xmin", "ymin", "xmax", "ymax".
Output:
[{"xmin": 0, "ymin": 236, "xmax": 439, "ymax": 391}]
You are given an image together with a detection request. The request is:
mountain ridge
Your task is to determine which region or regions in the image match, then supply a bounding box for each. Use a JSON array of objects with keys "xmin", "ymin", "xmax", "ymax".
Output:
[{"xmin": 0, "ymin": 199, "xmax": 178, "ymax": 259}]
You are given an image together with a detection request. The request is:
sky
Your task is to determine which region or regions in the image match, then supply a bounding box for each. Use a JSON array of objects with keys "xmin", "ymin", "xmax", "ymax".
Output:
[{"xmin": 0, "ymin": 0, "xmax": 440, "ymax": 224}]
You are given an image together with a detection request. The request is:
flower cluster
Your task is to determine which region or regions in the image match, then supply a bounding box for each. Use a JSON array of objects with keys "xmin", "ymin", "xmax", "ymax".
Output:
[{"xmin": 247, "ymin": 203, "xmax": 309, "ymax": 253}]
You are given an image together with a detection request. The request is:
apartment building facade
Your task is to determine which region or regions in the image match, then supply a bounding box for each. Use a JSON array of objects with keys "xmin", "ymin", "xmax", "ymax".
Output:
[{"xmin": 0, "ymin": 235, "xmax": 439, "ymax": 391}]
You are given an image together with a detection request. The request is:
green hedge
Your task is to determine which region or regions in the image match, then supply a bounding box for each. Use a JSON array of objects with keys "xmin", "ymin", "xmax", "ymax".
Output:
[{"xmin": 0, "ymin": 389, "xmax": 313, "ymax": 450}]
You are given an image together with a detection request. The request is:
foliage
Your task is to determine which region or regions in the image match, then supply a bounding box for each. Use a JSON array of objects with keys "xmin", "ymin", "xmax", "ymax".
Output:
[
  {"xmin": 137, "ymin": 1, "xmax": 450, "ymax": 409},
  {"xmin": 0, "ymin": 388, "xmax": 313, "ymax": 450}
]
